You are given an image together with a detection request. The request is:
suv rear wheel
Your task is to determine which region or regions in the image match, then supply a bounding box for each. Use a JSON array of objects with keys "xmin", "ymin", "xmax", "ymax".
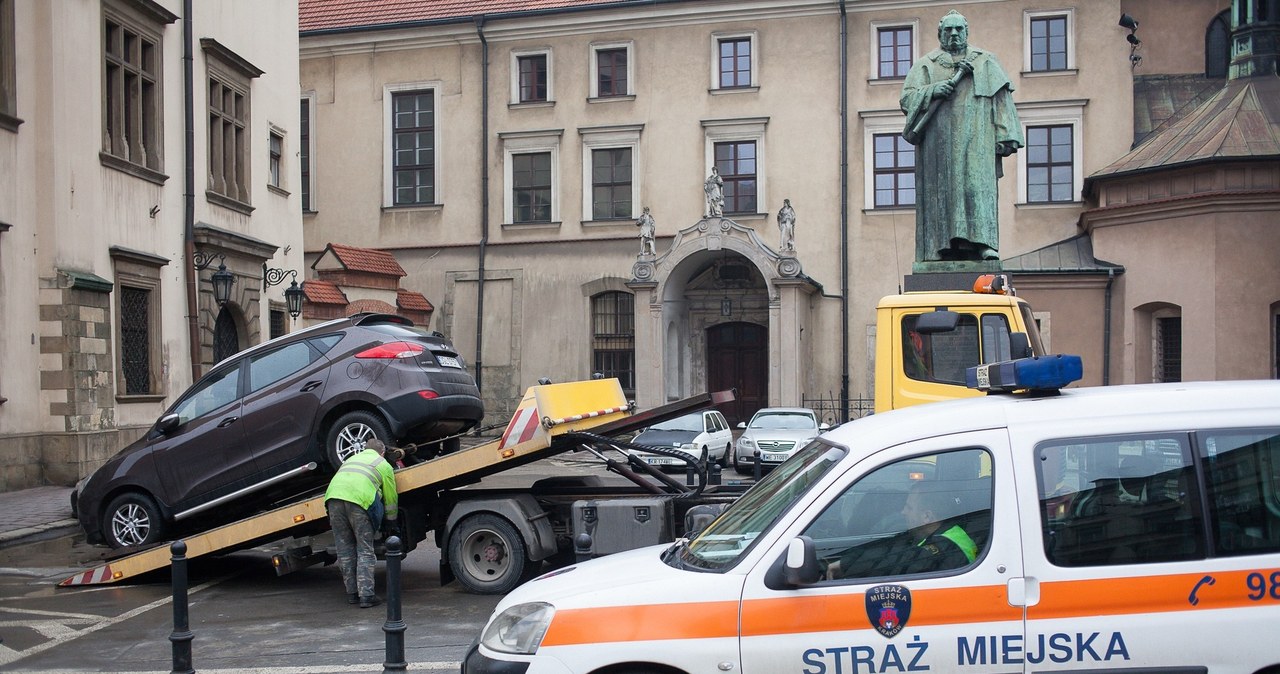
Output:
[{"xmin": 326, "ymin": 411, "xmax": 391, "ymax": 469}]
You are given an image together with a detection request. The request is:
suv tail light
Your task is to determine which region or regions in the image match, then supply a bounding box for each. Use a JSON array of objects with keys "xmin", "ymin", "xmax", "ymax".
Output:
[
  {"xmin": 356, "ymin": 341, "xmax": 425, "ymax": 359},
  {"xmin": 418, "ymin": 390, "xmax": 440, "ymax": 400}
]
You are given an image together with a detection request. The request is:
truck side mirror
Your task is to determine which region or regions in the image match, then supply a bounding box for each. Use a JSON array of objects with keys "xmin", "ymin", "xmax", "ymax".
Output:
[
  {"xmin": 783, "ymin": 535, "xmax": 822, "ymax": 586},
  {"xmin": 1010, "ymin": 332, "xmax": 1032, "ymax": 359},
  {"xmin": 914, "ymin": 310, "xmax": 960, "ymax": 334}
]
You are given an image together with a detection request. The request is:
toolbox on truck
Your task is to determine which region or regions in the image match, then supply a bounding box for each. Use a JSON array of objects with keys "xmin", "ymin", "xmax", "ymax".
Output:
[{"xmin": 572, "ymin": 497, "xmax": 675, "ymax": 557}]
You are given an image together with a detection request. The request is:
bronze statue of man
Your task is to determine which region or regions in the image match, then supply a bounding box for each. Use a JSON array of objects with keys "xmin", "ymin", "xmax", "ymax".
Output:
[{"xmin": 901, "ymin": 10, "xmax": 1022, "ymax": 262}]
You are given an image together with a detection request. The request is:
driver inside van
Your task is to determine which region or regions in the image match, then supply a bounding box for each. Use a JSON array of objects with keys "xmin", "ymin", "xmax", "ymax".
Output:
[{"xmin": 826, "ymin": 481, "xmax": 978, "ymax": 579}]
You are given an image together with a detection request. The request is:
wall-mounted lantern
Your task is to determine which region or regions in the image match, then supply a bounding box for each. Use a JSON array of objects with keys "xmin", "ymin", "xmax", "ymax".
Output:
[
  {"xmin": 263, "ymin": 264, "xmax": 305, "ymax": 319},
  {"xmin": 194, "ymin": 251, "xmax": 234, "ymax": 306}
]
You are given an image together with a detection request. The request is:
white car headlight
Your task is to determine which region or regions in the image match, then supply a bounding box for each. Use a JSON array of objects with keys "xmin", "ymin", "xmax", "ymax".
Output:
[
  {"xmin": 678, "ymin": 442, "xmax": 697, "ymax": 454},
  {"xmin": 738, "ymin": 437, "xmax": 756, "ymax": 449},
  {"xmin": 480, "ymin": 602, "xmax": 555, "ymax": 655}
]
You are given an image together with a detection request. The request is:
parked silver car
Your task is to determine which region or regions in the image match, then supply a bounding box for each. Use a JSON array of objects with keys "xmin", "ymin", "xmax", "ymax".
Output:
[{"xmin": 733, "ymin": 407, "xmax": 828, "ymax": 474}]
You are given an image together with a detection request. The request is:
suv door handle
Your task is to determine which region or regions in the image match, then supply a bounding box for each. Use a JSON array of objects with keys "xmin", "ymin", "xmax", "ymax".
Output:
[
  {"xmin": 300, "ymin": 381, "xmax": 323, "ymax": 392},
  {"xmin": 217, "ymin": 416, "xmax": 239, "ymax": 428}
]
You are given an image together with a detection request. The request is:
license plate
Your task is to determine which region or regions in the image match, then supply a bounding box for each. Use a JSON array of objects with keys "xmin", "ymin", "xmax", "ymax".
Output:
[
  {"xmin": 436, "ymin": 355, "xmax": 461, "ymax": 368},
  {"xmin": 644, "ymin": 457, "xmax": 677, "ymax": 465},
  {"xmin": 763, "ymin": 452, "xmax": 790, "ymax": 462}
]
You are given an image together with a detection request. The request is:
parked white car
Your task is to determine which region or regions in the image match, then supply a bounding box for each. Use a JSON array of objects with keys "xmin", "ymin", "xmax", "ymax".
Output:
[
  {"xmin": 629, "ymin": 409, "xmax": 733, "ymax": 469},
  {"xmin": 734, "ymin": 407, "xmax": 828, "ymax": 474}
]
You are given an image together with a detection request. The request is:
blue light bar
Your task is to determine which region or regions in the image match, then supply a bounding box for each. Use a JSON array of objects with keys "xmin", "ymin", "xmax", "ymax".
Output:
[{"xmin": 966, "ymin": 355, "xmax": 1083, "ymax": 393}]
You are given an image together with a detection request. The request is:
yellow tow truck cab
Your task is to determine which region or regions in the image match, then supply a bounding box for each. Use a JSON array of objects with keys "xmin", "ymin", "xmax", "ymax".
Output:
[{"xmin": 874, "ymin": 274, "xmax": 1046, "ymax": 413}]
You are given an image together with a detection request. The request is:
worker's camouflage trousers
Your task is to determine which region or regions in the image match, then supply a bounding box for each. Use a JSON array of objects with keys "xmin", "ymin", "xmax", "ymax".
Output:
[{"xmin": 327, "ymin": 499, "xmax": 377, "ymax": 598}]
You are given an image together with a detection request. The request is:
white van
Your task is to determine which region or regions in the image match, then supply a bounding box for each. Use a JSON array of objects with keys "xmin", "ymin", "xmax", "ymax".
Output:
[{"xmin": 465, "ymin": 370, "xmax": 1280, "ymax": 674}]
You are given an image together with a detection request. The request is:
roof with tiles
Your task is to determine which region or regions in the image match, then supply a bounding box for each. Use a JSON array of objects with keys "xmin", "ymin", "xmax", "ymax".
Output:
[
  {"xmin": 347, "ymin": 298, "xmax": 400, "ymax": 315},
  {"xmin": 1001, "ymin": 234, "xmax": 1123, "ymax": 275},
  {"xmin": 1088, "ymin": 76, "xmax": 1280, "ymax": 191},
  {"xmin": 302, "ymin": 279, "xmax": 349, "ymax": 305},
  {"xmin": 320, "ymin": 243, "xmax": 408, "ymax": 277},
  {"xmin": 300, "ymin": 0, "xmax": 641, "ymax": 33},
  {"xmin": 397, "ymin": 289, "xmax": 434, "ymax": 312}
]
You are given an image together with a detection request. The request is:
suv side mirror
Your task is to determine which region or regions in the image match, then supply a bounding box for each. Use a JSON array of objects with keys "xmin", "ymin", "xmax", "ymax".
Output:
[
  {"xmin": 1010, "ymin": 332, "xmax": 1032, "ymax": 359},
  {"xmin": 156, "ymin": 413, "xmax": 180, "ymax": 435},
  {"xmin": 784, "ymin": 535, "xmax": 822, "ymax": 586}
]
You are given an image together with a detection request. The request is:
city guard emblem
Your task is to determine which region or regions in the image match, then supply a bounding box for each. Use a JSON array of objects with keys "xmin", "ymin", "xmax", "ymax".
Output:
[{"xmin": 865, "ymin": 584, "xmax": 912, "ymax": 638}]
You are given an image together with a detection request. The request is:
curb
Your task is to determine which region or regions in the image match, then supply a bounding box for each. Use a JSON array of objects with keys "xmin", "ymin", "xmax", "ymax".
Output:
[{"xmin": 0, "ymin": 519, "xmax": 79, "ymax": 547}]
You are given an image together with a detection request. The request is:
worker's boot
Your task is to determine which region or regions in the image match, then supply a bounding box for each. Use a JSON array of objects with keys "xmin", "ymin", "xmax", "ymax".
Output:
[{"xmin": 359, "ymin": 594, "xmax": 382, "ymax": 609}]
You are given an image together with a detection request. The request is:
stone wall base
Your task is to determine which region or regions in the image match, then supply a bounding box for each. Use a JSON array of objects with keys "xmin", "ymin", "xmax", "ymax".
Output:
[{"xmin": 0, "ymin": 427, "xmax": 148, "ymax": 491}]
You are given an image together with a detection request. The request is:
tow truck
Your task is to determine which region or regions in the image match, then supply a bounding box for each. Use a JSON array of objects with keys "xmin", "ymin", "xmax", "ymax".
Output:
[{"xmin": 60, "ymin": 378, "xmax": 744, "ymax": 594}]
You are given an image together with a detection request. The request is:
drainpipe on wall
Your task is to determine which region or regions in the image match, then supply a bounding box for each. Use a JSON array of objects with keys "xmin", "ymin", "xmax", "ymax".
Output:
[
  {"xmin": 182, "ymin": 0, "xmax": 201, "ymax": 382},
  {"xmin": 838, "ymin": 0, "xmax": 850, "ymax": 423},
  {"xmin": 473, "ymin": 17, "xmax": 489, "ymax": 397},
  {"xmin": 1103, "ymin": 268, "xmax": 1114, "ymax": 386}
]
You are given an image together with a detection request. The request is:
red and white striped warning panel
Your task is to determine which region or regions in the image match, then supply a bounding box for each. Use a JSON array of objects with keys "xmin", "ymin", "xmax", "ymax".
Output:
[
  {"xmin": 59, "ymin": 564, "xmax": 115, "ymax": 587},
  {"xmin": 500, "ymin": 403, "xmax": 542, "ymax": 450}
]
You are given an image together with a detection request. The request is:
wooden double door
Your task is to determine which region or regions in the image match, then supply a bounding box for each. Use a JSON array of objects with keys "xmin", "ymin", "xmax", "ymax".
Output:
[{"xmin": 707, "ymin": 322, "xmax": 767, "ymax": 427}]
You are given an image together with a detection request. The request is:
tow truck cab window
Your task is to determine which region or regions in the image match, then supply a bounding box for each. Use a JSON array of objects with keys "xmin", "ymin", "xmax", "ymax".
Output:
[
  {"xmin": 902, "ymin": 313, "xmax": 1012, "ymax": 384},
  {"xmin": 1036, "ymin": 428, "xmax": 1280, "ymax": 567},
  {"xmin": 803, "ymin": 448, "xmax": 994, "ymax": 581}
]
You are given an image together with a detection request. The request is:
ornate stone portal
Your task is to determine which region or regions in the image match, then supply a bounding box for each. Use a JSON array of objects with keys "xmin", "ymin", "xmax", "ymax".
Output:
[{"xmin": 628, "ymin": 214, "xmax": 814, "ymax": 417}]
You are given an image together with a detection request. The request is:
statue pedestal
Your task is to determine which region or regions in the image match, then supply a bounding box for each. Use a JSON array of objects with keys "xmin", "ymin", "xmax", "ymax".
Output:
[{"xmin": 906, "ymin": 260, "xmax": 1005, "ymax": 292}]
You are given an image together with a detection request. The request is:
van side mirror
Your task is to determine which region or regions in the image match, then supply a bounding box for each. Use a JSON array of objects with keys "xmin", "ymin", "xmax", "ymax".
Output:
[
  {"xmin": 1010, "ymin": 332, "xmax": 1032, "ymax": 359},
  {"xmin": 783, "ymin": 535, "xmax": 822, "ymax": 586},
  {"xmin": 156, "ymin": 413, "xmax": 180, "ymax": 434},
  {"xmin": 914, "ymin": 310, "xmax": 960, "ymax": 334}
]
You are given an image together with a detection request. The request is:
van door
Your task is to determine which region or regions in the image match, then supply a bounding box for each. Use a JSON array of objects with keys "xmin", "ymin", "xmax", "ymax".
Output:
[
  {"xmin": 1021, "ymin": 429, "xmax": 1280, "ymax": 672},
  {"xmin": 738, "ymin": 430, "xmax": 1024, "ymax": 672}
]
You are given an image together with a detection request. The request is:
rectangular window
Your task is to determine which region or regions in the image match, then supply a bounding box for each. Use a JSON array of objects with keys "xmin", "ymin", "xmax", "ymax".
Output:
[
  {"xmin": 1156, "ymin": 316, "xmax": 1182, "ymax": 383},
  {"xmin": 1, "ymin": 0, "xmax": 16, "ymax": 128},
  {"xmin": 877, "ymin": 27, "xmax": 912, "ymax": 79},
  {"xmin": 120, "ymin": 286, "xmax": 151, "ymax": 395},
  {"xmin": 1037, "ymin": 435, "xmax": 1205, "ymax": 567},
  {"xmin": 513, "ymin": 152, "xmax": 552, "ymax": 223},
  {"xmin": 873, "ymin": 133, "xmax": 915, "ymax": 207},
  {"xmin": 1202, "ymin": 430, "xmax": 1280, "ymax": 557},
  {"xmin": 592, "ymin": 291, "xmax": 635, "ymax": 394},
  {"xmin": 268, "ymin": 130, "xmax": 283, "ymax": 188},
  {"xmin": 208, "ymin": 75, "xmax": 248, "ymax": 202},
  {"xmin": 591, "ymin": 148, "xmax": 632, "ymax": 220},
  {"xmin": 714, "ymin": 141, "xmax": 757, "ymax": 214},
  {"xmin": 1030, "ymin": 16, "xmax": 1069, "ymax": 72},
  {"xmin": 391, "ymin": 90, "xmax": 435, "ymax": 206},
  {"xmin": 718, "ymin": 37, "xmax": 751, "ymax": 88},
  {"xmin": 300, "ymin": 98, "xmax": 312, "ymax": 211},
  {"xmin": 596, "ymin": 48, "xmax": 628, "ymax": 97},
  {"xmin": 269, "ymin": 307, "xmax": 286, "ymax": 340},
  {"xmin": 1026, "ymin": 125, "xmax": 1074, "ymax": 203},
  {"xmin": 518, "ymin": 54, "xmax": 548, "ymax": 103},
  {"xmin": 103, "ymin": 8, "xmax": 163, "ymax": 171}
]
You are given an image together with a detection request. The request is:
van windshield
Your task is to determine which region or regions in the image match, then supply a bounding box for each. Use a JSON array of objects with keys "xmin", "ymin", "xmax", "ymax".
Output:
[{"xmin": 671, "ymin": 441, "xmax": 846, "ymax": 571}]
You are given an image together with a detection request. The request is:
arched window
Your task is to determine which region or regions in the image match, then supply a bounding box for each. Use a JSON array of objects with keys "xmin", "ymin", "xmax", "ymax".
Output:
[
  {"xmin": 591, "ymin": 291, "xmax": 635, "ymax": 394},
  {"xmin": 213, "ymin": 305, "xmax": 240, "ymax": 363},
  {"xmin": 1205, "ymin": 10, "xmax": 1230, "ymax": 78}
]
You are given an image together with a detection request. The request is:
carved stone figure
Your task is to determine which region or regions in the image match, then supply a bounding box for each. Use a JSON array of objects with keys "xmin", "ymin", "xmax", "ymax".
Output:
[
  {"xmin": 636, "ymin": 206, "xmax": 656, "ymax": 256},
  {"xmin": 777, "ymin": 199, "xmax": 796, "ymax": 252},
  {"xmin": 900, "ymin": 10, "xmax": 1022, "ymax": 263},
  {"xmin": 704, "ymin": 167, "xmax": 724, "ymax": 218}
]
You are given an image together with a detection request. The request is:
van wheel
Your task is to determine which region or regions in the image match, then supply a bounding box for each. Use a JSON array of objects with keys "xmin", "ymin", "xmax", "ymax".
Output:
[
  {"xmin": 326, "ymin": 411, "xmax": 391, "ymax": 469},
  {"xmin": 103, "ymin": 492, "xmax": 165, "ymax": 549},
  {"xmin": 448, "ymin": 513, "xmax": 536, "ymax": 595}
]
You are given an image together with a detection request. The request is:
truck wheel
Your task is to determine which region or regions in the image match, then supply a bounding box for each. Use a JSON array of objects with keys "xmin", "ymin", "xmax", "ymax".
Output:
[
  {"xmin": 326, "ymin": 411, "xmax": 391, "ymax": 469},
  {"xmin": 448, "ymin": 513, "xmax": 536, "ymax": 595},
  {"xmin": 103, "ymin": 492, "xmax": 165, "ymax": 549}
]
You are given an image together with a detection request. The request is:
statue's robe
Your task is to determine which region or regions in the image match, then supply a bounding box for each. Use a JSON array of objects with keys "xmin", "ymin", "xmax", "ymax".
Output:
[{"xmin": 901, "ymin": 47, "xmax": 1022, "ymax": 261}]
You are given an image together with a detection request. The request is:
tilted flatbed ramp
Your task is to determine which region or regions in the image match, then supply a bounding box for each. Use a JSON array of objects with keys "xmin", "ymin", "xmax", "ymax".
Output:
[{"xmin": 60, "ymin": 379, "xmax": 731, "ymax": 587}]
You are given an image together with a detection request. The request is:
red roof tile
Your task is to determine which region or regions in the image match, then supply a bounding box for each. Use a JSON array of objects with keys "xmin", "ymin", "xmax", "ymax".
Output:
[
  {"xmin": 300, "ymin": 0, "xmax": 638, "ymax": 32},
  {"xmin": 302, "ymin": 279, "xmax": 349, "ymax": 305},
  {"xmin": 397, "ymin": 289, "xmax": 435, "ymax": 312},
  {"xmin": 324, "ymin": 243, "xmax": 407, "ymax": 277}
]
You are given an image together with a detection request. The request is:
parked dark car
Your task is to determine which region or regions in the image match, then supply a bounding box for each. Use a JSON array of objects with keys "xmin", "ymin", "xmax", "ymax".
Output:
[{"xmin": 72, "ymin": 313, "xmax": 483, "ymax": 548}]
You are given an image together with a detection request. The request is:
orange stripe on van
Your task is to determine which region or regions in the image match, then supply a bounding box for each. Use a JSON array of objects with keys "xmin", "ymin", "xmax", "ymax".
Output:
[
  {"xmin": 541, "ymin": 601, "xmax": 739, "ymax": 646},
  {"xmin": 1032, "ymin": 570, "xmax": 1266, "ymax": 620}
]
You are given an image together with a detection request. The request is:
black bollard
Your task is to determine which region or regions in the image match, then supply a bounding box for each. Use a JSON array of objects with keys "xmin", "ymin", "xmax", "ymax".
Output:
[
  {"xmin": 753, "ymin": 449, "xmax": 762, "ymax": 481},
  {"xmin": 709, "ymin": 462, "xmax": 722, "ymax": 486},
  {"xmin": 382, "ymin": 536, "xmax": 407, "ymax": 673},
  {"xmin": 685, "ymin": 463, "xmax": 695, "ymax": 487},
  {"xmin": 169, "ymin": 540, "xmax": 194, "ymax": 674}
]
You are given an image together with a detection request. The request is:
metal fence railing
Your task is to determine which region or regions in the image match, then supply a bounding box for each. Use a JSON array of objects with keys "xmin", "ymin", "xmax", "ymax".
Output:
[{"xmin": 802, "ymin": 394, "xmax": 876, "ymax": 428}]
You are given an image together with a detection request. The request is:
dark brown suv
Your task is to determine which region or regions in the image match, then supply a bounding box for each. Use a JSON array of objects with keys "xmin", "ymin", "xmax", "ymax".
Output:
[{"xmin": 72, "ymin": 313, "xmax": 483, "ymax": 548}]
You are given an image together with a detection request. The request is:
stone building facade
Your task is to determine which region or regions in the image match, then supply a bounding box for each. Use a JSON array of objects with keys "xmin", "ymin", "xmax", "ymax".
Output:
[
  {"xmin": 298, "ymin": 0, "xmax": 1277, "ymax": 430},
  {"xmin": 0, "ymin": 0, "xmax": 304, "ymax": 489}
]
